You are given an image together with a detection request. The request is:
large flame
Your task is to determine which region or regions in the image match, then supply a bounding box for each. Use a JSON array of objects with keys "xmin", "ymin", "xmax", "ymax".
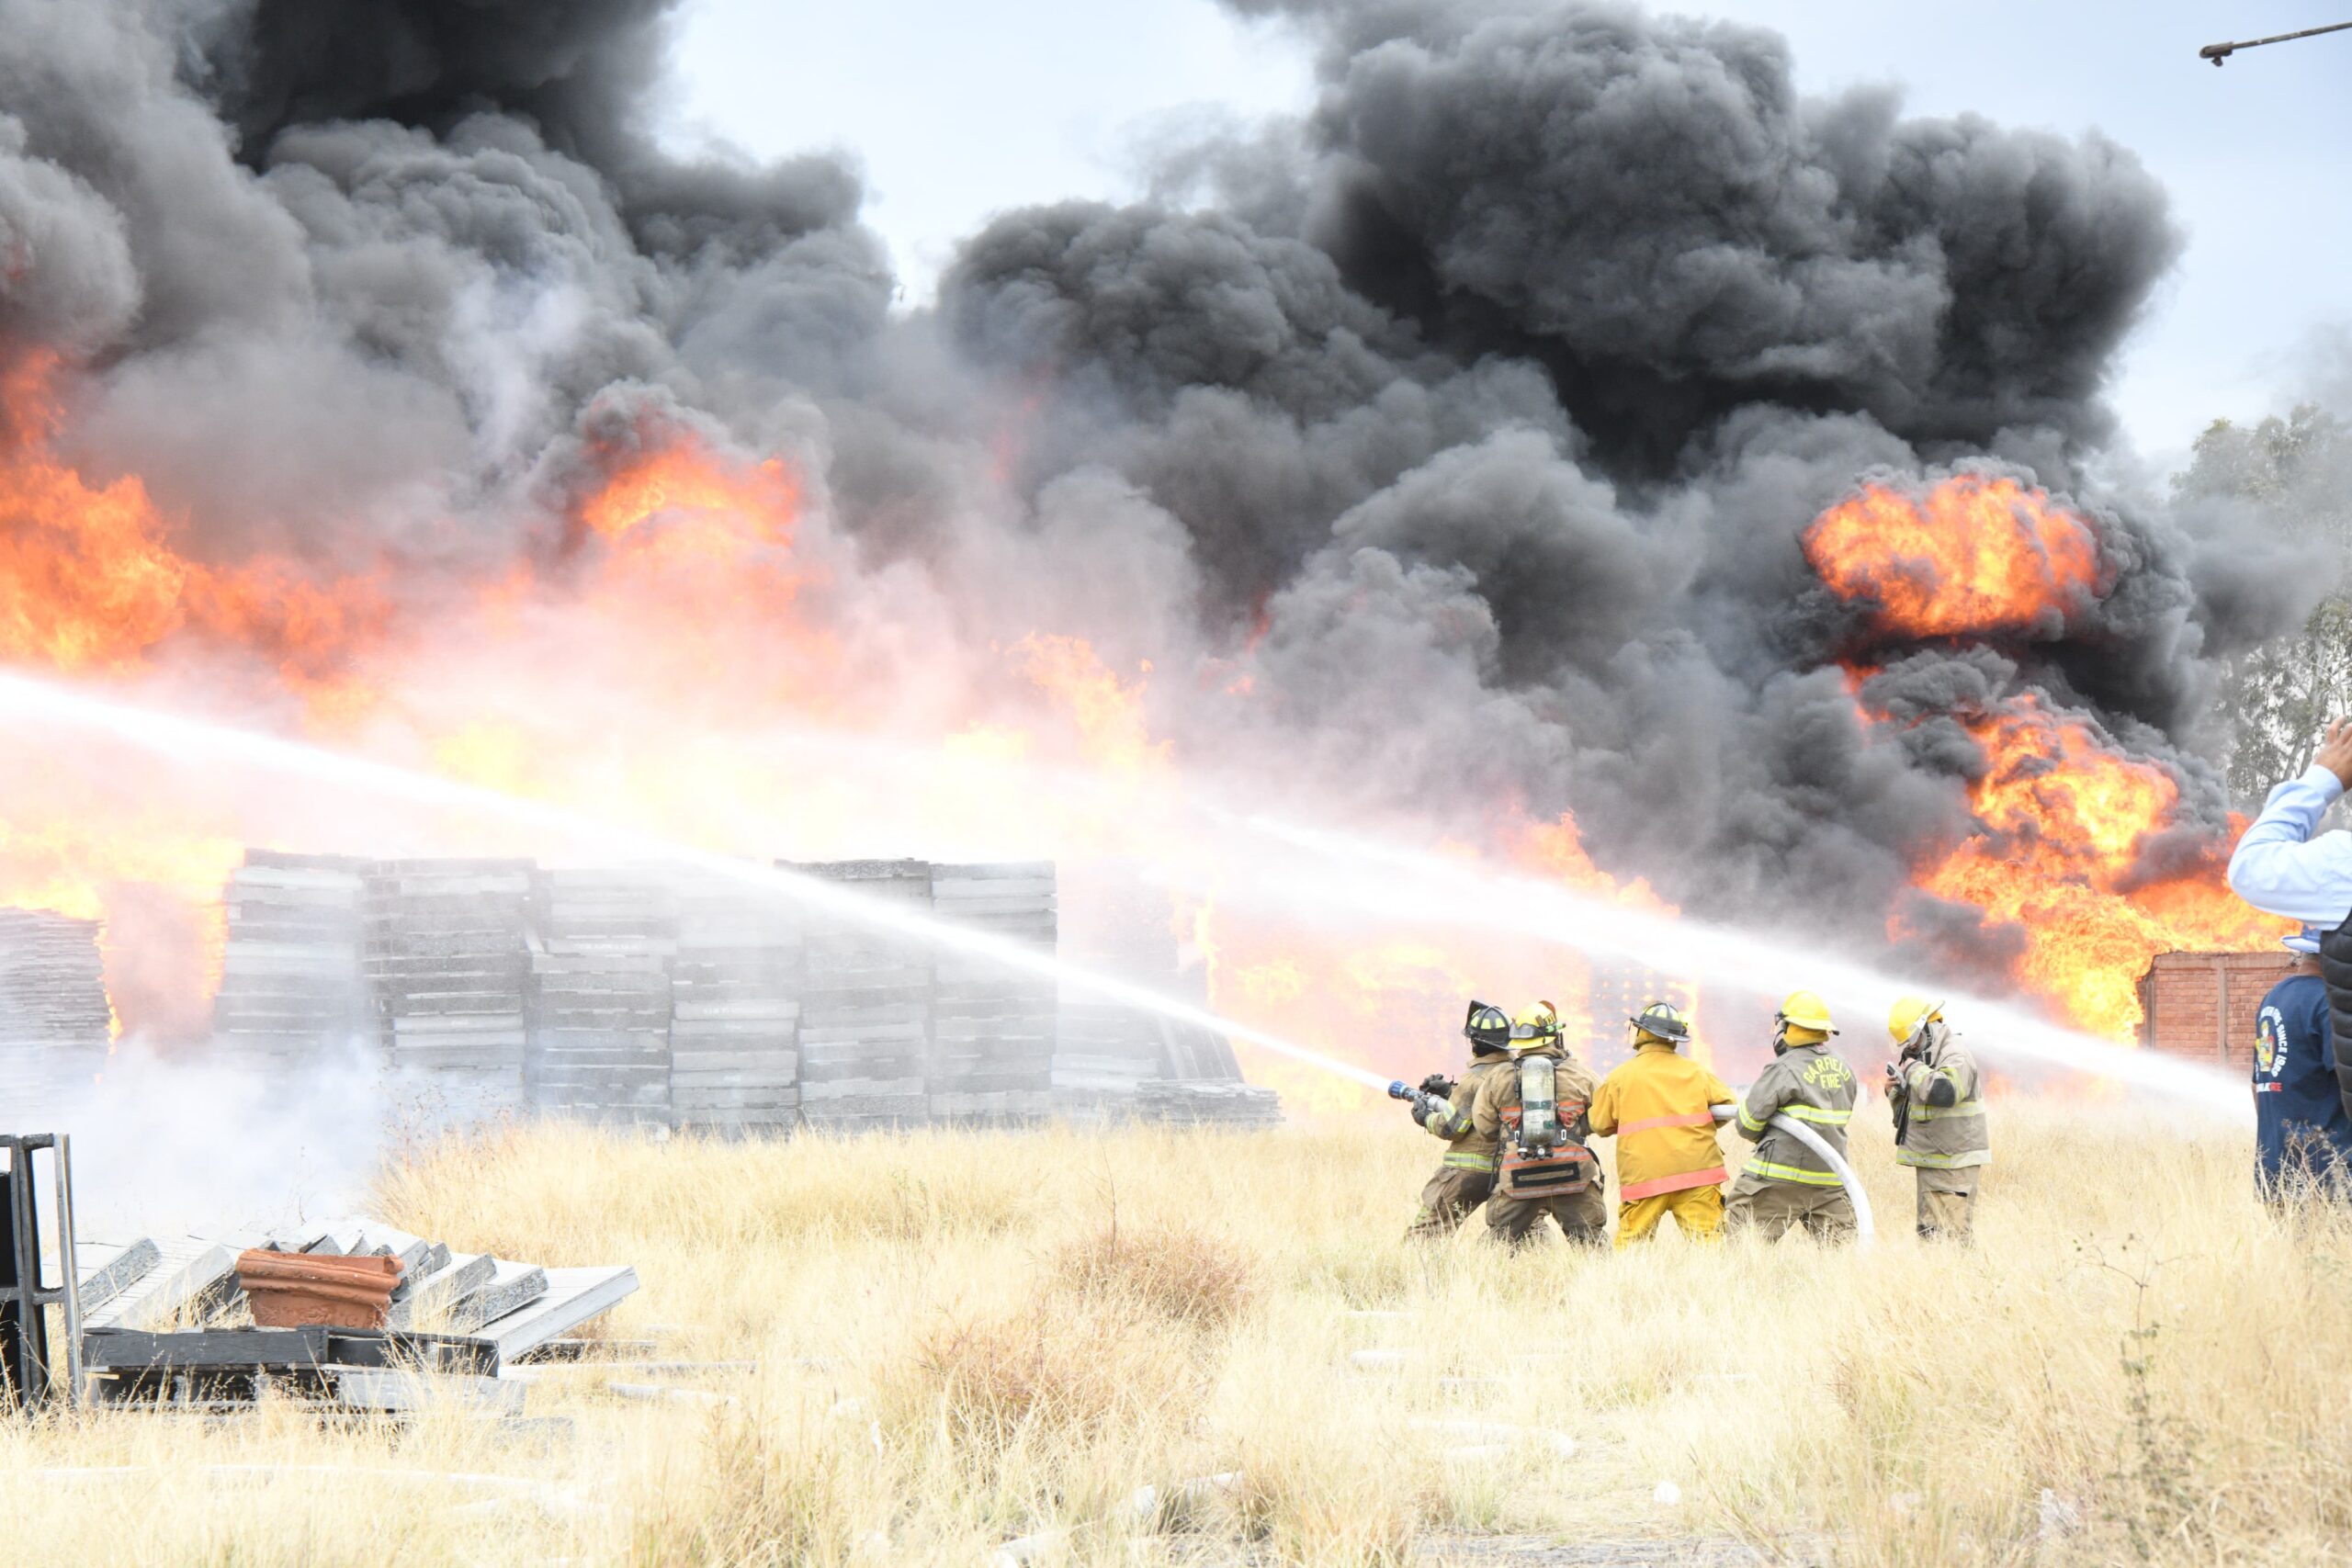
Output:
[
  {"xmin": 1805, "ymin": 472, "xmax": 2283, "ymax": 1043},
  {"xmin": 0, "ymin": 354, "xmax": 378, "ymax": 683},
  {"xmin": 0, "ymin": 355, "xmax": 2274, "ymax": 1073},
  {"xmin": 1902, "ymin": 700, "xmax": 2288, "ymax": 1040},
  {"xmin": 1803, "ymin": 475, "xmax": 2102, "ymax": 639}
]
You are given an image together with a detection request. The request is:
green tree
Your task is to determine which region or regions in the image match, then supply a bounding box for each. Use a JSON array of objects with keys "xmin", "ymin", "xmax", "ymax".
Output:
[{"xmin": 2174, "ymin": 405, "xmax": 2352, "ymax": 800}]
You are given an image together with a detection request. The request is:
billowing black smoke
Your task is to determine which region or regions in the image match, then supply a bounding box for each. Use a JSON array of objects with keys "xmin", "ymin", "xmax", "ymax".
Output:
[{"xmin": 0, "ymin": 0, "xmax": 2323, "ymax": 990}]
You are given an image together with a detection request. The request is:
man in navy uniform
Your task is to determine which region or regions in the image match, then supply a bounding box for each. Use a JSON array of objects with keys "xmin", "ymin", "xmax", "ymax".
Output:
[{"xmin": 2252, "ymin": 928, "xmax": 2352, "ymax": 1201}]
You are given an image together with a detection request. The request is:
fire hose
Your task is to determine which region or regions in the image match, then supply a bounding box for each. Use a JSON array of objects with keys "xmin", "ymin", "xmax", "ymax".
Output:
[{"xmin": 1712, "ymin": 1103, "xmax": 1875, "ymax": 1247}]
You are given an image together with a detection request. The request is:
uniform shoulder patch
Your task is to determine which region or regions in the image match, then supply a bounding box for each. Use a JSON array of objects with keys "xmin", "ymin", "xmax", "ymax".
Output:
[{"xmin": 2256, "ymin": 1005, "xmax": 2287, "ymax": 1079}]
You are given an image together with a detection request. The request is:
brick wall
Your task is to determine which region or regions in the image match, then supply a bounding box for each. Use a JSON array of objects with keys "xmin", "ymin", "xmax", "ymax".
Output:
[{"xmin": 2138, "ymin": 950, "xmax": 2301, "ymax": 1072}]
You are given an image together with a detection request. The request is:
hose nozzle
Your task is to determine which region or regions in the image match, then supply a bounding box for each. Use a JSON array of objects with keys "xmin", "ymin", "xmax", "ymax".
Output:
[{"xmin": 1386, "ymin": 1079, "xmax": 1411, "ymax": 1100}]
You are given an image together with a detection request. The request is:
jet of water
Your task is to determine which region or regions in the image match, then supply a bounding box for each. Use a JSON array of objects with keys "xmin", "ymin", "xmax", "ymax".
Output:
[
  {"xmin": 0, "ymin": 671, "xmax": 2256, "ymax": 1118},
  {"xmin": 1236, "ymin": 816, "xmax": 2251, "ymax": 1118},
  {"xmin": 729, "ymin": 721, "xmax": 2248, "ymax": 1115},
  {"xmin": 0, "ymin": 671, "xmax": 1395, "ymax": 1094}
]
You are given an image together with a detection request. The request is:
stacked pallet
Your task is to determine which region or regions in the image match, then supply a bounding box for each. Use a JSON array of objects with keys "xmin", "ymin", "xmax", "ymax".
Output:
[
  {"xmin": 1049, "ymin": 868, "xmax": 1202, "ymax": 1117},
  {"xmin": 928, "ymin": 862, "xmax": 1057, "ymax": 1125},
  {"xmin": 363, "ymin": 859, "xmax": 533, "ymax": 1115},
  {"xmin": 790, "ymin": 860, "xmax": 933, "ymax": 1132},
  {"xmin": 1156, "ymin": 1017, "xmax": 1244, "ymax": 1082},
  {"xmin": 0, "ymin": 909, "xmax": 110, "ymax": 1119},
  {"xmin": 1132, "ymin": 1079, "xmax": 1284, "ymax": 1127},
  {"xmin": 669, "ymin": 875, "xmax": 802, "ymax": 1138},
  {"xmin": 526, "ymin": 870, "xmax": 679, "ymax": 1127},
  {"xmin": 210, "ymin": 852, "xmax": 368, "ymax": 1072},
  {"xmin": 1051, "ymin": 998, "xmax": 1173, "ymax": 1116}
]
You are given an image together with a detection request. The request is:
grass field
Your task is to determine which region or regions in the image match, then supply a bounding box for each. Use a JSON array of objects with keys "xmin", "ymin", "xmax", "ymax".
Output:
[{"xmin": 0, "ymin": 1097, "xmax": 2342, "ymax": 1566}]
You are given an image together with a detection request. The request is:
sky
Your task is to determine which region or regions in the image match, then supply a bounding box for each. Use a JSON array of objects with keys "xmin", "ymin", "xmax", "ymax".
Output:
[{"xmin": 658, "ymin": 0, "xmax": 2352, "ymax": 474}]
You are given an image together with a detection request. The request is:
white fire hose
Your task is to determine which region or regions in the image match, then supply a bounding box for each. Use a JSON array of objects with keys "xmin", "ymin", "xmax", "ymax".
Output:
[{"xmin": 1711, "ymin": 1103, "xmax": 1875, "ymax": 1247}]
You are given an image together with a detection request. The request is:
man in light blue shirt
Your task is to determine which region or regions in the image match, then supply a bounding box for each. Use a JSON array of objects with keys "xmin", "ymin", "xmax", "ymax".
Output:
[{"xmin": 2228, "ymin": 721, "xmax": 2352, "ymax": 925}]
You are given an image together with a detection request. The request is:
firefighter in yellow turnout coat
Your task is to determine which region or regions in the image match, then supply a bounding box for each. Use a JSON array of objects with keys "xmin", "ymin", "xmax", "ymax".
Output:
[
  {"xmin": 1588, "ymin": 1003, "xmax": 1736, "ymax": 1246},
  {"xmin": 1724, "ymin": 990, "xmax": 1860, "ymax": 1243},
  {"xmin": 1405, "ymin": 1002, "xmax": 1514, "ymax": 1239},
  {"xmin": 1471, "ymin": 1002, "xmax": 1608, "ymax": 1247}
]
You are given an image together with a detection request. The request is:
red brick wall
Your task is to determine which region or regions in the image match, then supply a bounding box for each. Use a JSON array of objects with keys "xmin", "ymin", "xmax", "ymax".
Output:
[{"xmin": 2137, "ymin": 951, "xmax": 2301, "ymax": 1071}]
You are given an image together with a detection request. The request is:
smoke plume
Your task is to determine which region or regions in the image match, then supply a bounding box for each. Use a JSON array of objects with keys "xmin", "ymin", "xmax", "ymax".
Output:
[{"xmin": 0, "ymin": 0, "xmax": 2324, "ymax": 1069}]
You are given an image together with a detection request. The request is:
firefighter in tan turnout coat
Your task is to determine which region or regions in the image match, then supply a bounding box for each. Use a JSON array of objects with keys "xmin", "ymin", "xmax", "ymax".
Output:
[
  {"xmin": 1404, "ymin": 1002, "xmax": 1513, "ymax": 1239},
  {"xmin": 1883, "ymin": 998, "xmax": 1989, "ymax": 1240},
  {"xmin": 1471, "ymin": 1002, "xmax": 1608, "ymax": 1247},
  {"xmin": 1724, "ymin": 990, "xmax": 1860, "ymax": 1243}
]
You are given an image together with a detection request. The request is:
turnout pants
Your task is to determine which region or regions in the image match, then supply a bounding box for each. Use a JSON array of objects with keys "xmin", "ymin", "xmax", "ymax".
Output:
[
  {"xmin": 1407, "ymin": 1166, "xmax": 1493, "ymax": 1240},
  {"xmin": 1724, "ymin": 1175, "xmax": 1856, "ymax": 1243},
  {"xmin": 1915, "ymin": 1168, "xmax": 1978, "ymax": 1241},
  {"xmin": 1486, "ymin": 1185, "xmax": 1608, "ymax": 1248},
  {"xmin": 1615, "ymin": 1185, "xmax": 1724, "ymax": 1247}
]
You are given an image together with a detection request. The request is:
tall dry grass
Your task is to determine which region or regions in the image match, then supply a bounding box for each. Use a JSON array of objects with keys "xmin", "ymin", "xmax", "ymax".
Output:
[{"xmin": 0, "ymin": 1100, "xmax": 2345, "ymax": 1565}]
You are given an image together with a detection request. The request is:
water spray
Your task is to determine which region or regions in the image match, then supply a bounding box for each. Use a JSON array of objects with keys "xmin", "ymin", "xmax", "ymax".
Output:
[
  {"xmin": 1238, "ymin": 817, "xmax": 2249, "ymax": 1117},
  {"xmin": 0, "ymin": 672, "xmax": 1394, "ymax": 1097},
  {"xmin": 720, "ymin": 720, "xmax": 2245, "ymax": 1114}
]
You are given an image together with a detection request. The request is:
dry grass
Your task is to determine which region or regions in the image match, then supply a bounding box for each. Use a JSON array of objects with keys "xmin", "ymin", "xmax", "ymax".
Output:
[{"xmin": 1, "ymin": 1101, "xmax": 2347, "ymax": 1565}]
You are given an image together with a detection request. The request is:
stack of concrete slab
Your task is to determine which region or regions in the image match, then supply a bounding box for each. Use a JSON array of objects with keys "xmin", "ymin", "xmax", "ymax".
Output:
[
  {"xmin": 0, "ymin": 908, "xmax": 111, "ymax": 1120},
  {"xmin": 210, "ymin": 851, "xmax": 368, "ymax": 1072},
  {"xmin": 928, "ymin": 862, "xmax": 1057, "ymax": 1125},
  {"xmin": 526, "ymin": 870, "xmax": 678, "ymax": 1127},
  {"xmin": 790, "ymin": 860, "xmax": 933, "ymax": 1132},
  {"xmin": 363, "ymin": 859, "xmax": 533, "ymax": 1115},
  {"xmin": 668, "ymin": 876, "xmax": 802, "ymax": 1138}
]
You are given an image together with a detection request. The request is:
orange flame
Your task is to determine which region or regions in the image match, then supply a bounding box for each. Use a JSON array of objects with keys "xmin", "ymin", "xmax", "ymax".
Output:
[
  {"xmin": 1803, "ymin": 475, "xmax": 2101, "ymax": 639},
  {"xmin": 1011, "ymin": 635, "xmax": 1172, "ymax": 779},
  {"xmin": 0, "ymin": 353, "xmax": 382, "ymax": 682},
  {"xmin": 0, "ymin": 347, "xmax": 2277, "ymax": 1075},
  {"xmin": 1905, "ymin": 700, "xmax": 2288, "ymax": 1040}
]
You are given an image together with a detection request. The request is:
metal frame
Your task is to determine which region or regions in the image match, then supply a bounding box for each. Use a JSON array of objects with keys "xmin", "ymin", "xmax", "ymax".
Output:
[{"xmin": 1, "ymin": 1133, "xmax": 83, "ymax": 1410}]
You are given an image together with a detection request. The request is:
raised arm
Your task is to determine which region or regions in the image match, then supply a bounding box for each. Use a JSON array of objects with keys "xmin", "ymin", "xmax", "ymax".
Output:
[{"xmin": 2228, "ymin": 720, "xmax": 2352, "ymax": 926}]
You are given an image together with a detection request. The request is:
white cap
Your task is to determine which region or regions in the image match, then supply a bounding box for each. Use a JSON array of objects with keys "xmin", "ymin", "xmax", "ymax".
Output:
[{"xmin": 2286, "ymin": 926, "xmax": 2325, "ymax": 956}]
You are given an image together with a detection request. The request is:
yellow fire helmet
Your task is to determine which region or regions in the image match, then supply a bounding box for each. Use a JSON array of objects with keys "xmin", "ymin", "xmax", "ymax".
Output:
[
  {"xmin": 1887, "ymin": 996, "xmax": 1943, "ymax": 1043},
  {"xmin": 1510, "ymin": 1000, "xmax": 1561, "ymax": 1047},
  {"xmin": 1775, "ymin": 989, "xmax": 1836, "ymax": 1037}
]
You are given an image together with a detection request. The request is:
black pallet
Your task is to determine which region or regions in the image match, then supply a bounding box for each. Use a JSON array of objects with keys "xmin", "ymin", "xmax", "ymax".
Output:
[{"xmin": 85, "ymin": 1324, "xmax": 501, "ymax": 1404}]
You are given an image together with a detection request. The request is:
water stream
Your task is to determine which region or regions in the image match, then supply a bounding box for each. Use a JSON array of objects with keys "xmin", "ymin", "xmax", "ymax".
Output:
[{"xmin": 0, "ymin": 671, "xmax": 2254, "ymax": 1118}]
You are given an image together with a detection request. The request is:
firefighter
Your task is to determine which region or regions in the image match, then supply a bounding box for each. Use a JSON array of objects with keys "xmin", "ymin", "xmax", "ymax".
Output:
[
  {"xmin": 1471, "ymin": 1001, "xmax": 1608, "ymax": 1248},
  {"xmin": 1724, "ymin": 991, "xmax": 1859, "ymax": 1243},
  {"xmin": 1588, "ymin": 1002, "xmax": 1736, "ymax": 1247},
  {"xmin": 1883, "ymin": 998, "xmax": 1990, "ymax": 1240},
  {"xmin": 1404, "ymin": 1001, "xmax": 1514, "ymax": 1239}
]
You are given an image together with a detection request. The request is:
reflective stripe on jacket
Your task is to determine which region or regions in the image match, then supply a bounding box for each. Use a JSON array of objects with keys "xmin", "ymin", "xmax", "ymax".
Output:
[
  {"xmin": 1886, "ymin": 1021, "xmax": 1989, "ymax": 1170},
  {"xmin": 1735, "ymin": 1043, "xmax": 1857, "ymax": 1187},
  {"xmin": 1589, "ymin": 1043, "xmax": 1736, "ymax": 1201},
  {"xmin": 1424, "ymin": 1055, "xmax": 1508, "ymax": 1171}
]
